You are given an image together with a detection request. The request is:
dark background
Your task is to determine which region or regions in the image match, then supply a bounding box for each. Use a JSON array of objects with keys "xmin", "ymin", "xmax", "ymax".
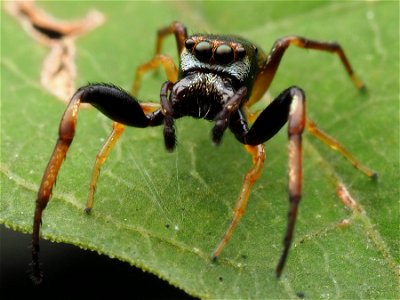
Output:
[{"xmin": 0, "ymin": 226, "xmax": 196, "ymax": 299}]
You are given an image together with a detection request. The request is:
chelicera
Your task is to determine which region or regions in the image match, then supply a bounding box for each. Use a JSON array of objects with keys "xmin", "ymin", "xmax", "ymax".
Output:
[{"xmin": 31, "ymin": 21, "xmax": 377, "ymax": 283}]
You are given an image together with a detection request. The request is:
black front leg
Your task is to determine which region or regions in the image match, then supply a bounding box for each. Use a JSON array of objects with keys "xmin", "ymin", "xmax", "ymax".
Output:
[
  {"xmin": 231, "ymin": 86, "xmax": 306, "ymax": 277},
  {"xmin": 80, "ymin": 83, "xmax": 163, "ymax": 127},
  {"xmin": 31, "ymin": 83, "xmax": 163, "ymax": 284},
  {"xmin": 245, "ymin": 87, "xmax": 305, "ymax": 145}
]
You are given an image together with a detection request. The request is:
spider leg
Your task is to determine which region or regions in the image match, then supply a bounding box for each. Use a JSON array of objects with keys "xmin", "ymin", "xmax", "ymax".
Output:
[
  {"xmin": 132, "ymin": 54, "xmax": 178, "ymax": 95},
  {"xmin": 85, "ymin": 121, "xmax": 124, "ymax": 213},
  {"xmin": 31, "ymin": 83, "xmax": 163, "ymax": 284},
  {"xmin": 155, "ymin": 21, "xmax": 187, "ymax": 56},
  {"xmin": 31, "ymin": 94, "xmax": 80, "ymax": 284},
  {"xmin": 226, "ymin": 86, "xmax": 306, "ymax": 277},
  {"xmin": 306, "ymin": 118, "xmax": 377, "ymax": 178},
  {"xmin": 131, "ymin": 21, "xmax": 186, "ymax": 95},
  {"xmin": 246, "ymin": 36, "xmax": 366, "ymax": 121},
  {"xmin": 212, "ymin": 144, "xmax": 265, "ymax": 260},
  {"xmin": 251, "ymin": 87, "xmax": 305, "ymax": 278},
  {"xmin": 85, "ymin": 102, "xmax": 161, "ymax": 213}
]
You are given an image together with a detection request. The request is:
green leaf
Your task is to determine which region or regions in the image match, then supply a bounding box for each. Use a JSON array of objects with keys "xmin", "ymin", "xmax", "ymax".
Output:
[{"xmin": 1, "ymin": 1, "xmax": 398, "ymax": 299}]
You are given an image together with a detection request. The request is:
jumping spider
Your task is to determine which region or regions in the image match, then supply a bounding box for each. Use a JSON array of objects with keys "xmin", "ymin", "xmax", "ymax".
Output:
[{"xmin": 31, "ymin": 21, "xmax": 376, "ymax": 283}]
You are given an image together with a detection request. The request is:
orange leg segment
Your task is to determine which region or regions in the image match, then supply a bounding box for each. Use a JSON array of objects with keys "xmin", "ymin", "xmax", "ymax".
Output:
[
  {"xmin": 132, "ymin": 54, "xmax": 178, "ymax": 95},
  {"xmin": 85, "ymin": 122, "xmax": 125, "ymax": 212},
  {"xmin": 248, "ymin": 36, "xmax": 366, "ymax": 111},
  {"xmin": 131, "ymin": 21, "xmax": 186, "ymax": 96},
  {"xmin": 155, "ymin": 21, "xmax": 187, "ymax": 56},
  {"xmin": 212, "ymin": 144, "xmax": 265, "ymax": 260},
  {"xmin": 306, "ymin": 118, "xmax": 377, "ymax": 179},
  {"xmin": 31, "ymin": 91, "xmax": 82, "ymax": 284},
  {"xmin": 85, "ymin": 102, "xmax": 161, "ymax": 213}
]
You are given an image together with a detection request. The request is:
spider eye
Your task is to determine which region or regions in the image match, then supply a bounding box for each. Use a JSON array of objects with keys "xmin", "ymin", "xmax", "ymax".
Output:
[
  {"xmin": 195, "ymin": 41, "xmax": 212, "ymax": 62},
  {"xmin": 236, "ymin": 46, "xmax": 246, "ymax": 60},
  {"xmin": 185, "ymin": 38, "xmax": 195, "ymax": 50},
  {"xmin": 215, "ymin": 44, "xmax": 234, "ymax": 64}
]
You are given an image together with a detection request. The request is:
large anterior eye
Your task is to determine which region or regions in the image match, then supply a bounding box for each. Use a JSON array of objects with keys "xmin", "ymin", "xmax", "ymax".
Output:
[
  {"xmin": 195, "ymin": 41, "xmax": 212, "ymax": 62},
  {"xmin": 215, "ymin": 44, "xmax": 234, "ymax": 64}
]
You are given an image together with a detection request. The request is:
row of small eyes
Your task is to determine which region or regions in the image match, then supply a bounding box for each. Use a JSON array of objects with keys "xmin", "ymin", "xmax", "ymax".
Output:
[{"xmin": 184, "ymin": 38, "xmax": 246, "ymax": 65}]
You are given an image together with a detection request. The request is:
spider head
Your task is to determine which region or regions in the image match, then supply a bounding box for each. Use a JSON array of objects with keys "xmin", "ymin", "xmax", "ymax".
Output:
[{"xmin": 180, "ymin": 34, "xmax": 259, "ymax": 87}]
